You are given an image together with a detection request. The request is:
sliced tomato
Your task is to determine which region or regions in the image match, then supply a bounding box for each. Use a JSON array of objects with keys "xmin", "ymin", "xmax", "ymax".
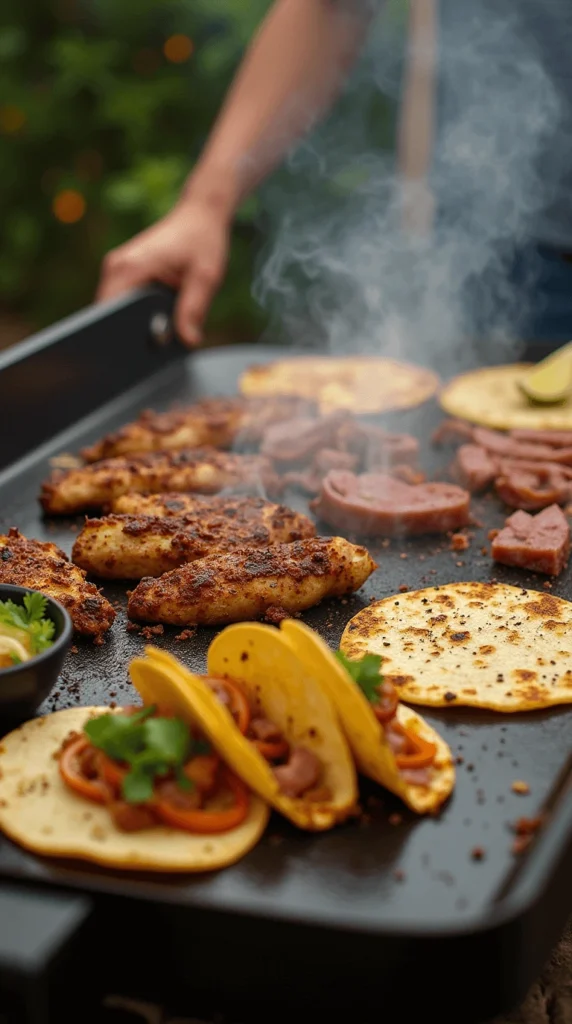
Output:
[
  {"xmin": 154, "ymin": 768, "xmax": 250, "ymax": 834},
  {"xmin": 58, "ymin": 737, "xmax": 108, "ymax": 804},
  {"xmin": 205, "ymin": 677, "xmax": 251, "ymax": 735},
  {"xmin": 253, "ymin": 737, "xmax": 290, "ymax": 762},
  {"xmin": 184, "ymin": 754, "xmax": 219, "ymax": 793},
  {"xmin": 372, "ymin": 684, "xmax": 399, "ymax": 725},
  {"xmin": 394, "ymin": 723, "xmax": 437, "ymax": 770},
  {"xmin": 96, "ymin": 750, "xmax": 127, "ymax": 793}
]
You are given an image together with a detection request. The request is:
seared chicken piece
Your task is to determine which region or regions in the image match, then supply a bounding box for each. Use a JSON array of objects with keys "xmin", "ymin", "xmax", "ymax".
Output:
[
  {"xmin": 72, "ymin": 500, "xmax": 316, "ymax": 579},
  {"xmin": 111, "ymin": 492, "xmax": 245, "ymax": 517},
  {"xmin": 127, "ymin": 536, "xmax": 377, "ymax": 626},
  {"xmin": 40, "ymin": 448, "xmax": 278, "ymax": 515},
  {"xmin": 81, "ymin": 396, "xmax": 314, "ymax": 463},
  {"xmin": 0, "ymin": 528, "xmax": 115, "ymax": 636}
]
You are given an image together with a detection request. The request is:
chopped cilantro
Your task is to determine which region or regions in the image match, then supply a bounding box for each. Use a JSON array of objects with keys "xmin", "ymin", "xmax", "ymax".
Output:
[
  {"xmin": 335, "ymin": 650, "xmax": 383, "ymax": 703},
  {"xmin": 84, "ymin": 705, "xmax": 199, "ymax": 805},
  {"xmin": 0, "ymin": 592, "xmax": 56, "ymax": 655}
]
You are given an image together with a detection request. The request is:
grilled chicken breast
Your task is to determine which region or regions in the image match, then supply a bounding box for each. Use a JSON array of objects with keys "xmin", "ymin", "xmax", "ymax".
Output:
[
  {"xmin": 0, "ymin": 528, "xmax": 115, "ymax": 636},
  {"xmin": 81, "ymin": 396, "xmax": 314, "ymax": 463},
  {"xmin": 40, "ymin": 448, "xmax": 278, "ymax": 515},
  {"xmin": 72, "ymin": 501, "xmax": 316, "ymax": 579},
  {"xmin": 127, "ymin": 537, "xmax": 377, "ymax": 626},
  {"xmin": 111, "ymin": 492, "xmax": 246, "ymax": 517}
]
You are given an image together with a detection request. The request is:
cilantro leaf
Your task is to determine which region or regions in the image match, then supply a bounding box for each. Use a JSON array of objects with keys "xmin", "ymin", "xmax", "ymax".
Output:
[
  {"xmin": 122, "ymin": 768, "xmax": 155, "ymax": 804},
  {"xmin": 0, "ymin": 593, "xmax": 56, "ymax": 655},
  {"xmin": 84, "ymin": 705, "xmax": 196, "ymax": 805},
  {"xmin": 335, "ymin": 650, "xmax": 383, "ymax": 703}
]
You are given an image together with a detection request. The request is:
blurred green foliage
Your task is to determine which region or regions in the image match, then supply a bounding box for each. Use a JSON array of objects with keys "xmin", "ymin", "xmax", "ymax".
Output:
[
  {"xmin": 0, "ymin": 0, "xmax": 404, "ymax": 338},
  {"xmin": 0, "ymin": 0, "xmax": 270, "ymax": 334}
]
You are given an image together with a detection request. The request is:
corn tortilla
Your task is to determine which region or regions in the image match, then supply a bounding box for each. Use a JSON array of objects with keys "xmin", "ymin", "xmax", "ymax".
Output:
[
  {"xmin": 440, "ymin": 364, "xmax": 572, "ymax": 430},
  {"xmin": 280, "ymin": 620, "xmax": 454, "ymax": 814},
  {"xmin": 0, "ymin": 707, "xmax": 269, "ymax": 872},
  {"xmin": 138, "ymin": 629, "xmax": 358, "ymax": 831},
  {"xmin": 239, "ymin": 356, "xmax": 439, "ymax": 416},
  {"xmin": 341, "ymin": 581, "xmax": 572, "ymax": 712}
]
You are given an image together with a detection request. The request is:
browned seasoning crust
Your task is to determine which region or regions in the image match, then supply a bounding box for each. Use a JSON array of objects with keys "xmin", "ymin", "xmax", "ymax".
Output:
[
  {"xmin": 72, "ymin": 500, "xmax": 316, "ymax": 579},
  {"xmin": 0, "ymin": 528, "xmax": 115, "ymax": 636},
  {"xmin": 40, "ymin": 448, "xmax": 279, "ymax": 515},
  {"xmin": 127, "ymin": 536, "xmax": 377, "ymax": 626},
  {"xmin": 81, "ymin": 396, "xmax": 314, "ymax": 462}
]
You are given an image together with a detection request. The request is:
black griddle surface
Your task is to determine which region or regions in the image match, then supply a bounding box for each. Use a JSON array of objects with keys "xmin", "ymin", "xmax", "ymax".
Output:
[{"xmin": 0, "ymin": 345, "xmax": 570, "ymax": 936}]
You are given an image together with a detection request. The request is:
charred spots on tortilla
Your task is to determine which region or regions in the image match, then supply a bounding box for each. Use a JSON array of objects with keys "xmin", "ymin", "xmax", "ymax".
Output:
[{"xmin": 444, "ymin": 691, "xmax": 457, "ymax": 703}]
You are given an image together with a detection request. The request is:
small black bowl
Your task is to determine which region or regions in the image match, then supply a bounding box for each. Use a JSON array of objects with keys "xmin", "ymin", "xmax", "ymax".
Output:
[{"xmin": 0, "ymin": 584, "xmax": 73, "ymax": 725}]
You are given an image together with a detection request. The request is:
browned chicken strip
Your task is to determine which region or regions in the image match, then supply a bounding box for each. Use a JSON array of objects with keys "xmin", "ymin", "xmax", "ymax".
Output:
[
  {"xmin": 111, "ymin": 492, "xmax": 247, "ymax": 516},
  {"xmin": 0, "ymin": 528, "xmax": 115, "ymax": 636},
  {"xmin": 40, "ymin": 448, "xmax": 278, "ymax": 515},
  {"xmin": 81, "ymin": 396, "xmax": 314, "ymax": 463},
  {"xmin": 72, "ymin": 500, "xmax": 316, "ymax": 579},
  {"xmin": 127, "ymin": 536, "xmax": 377, "ymax": 626}
]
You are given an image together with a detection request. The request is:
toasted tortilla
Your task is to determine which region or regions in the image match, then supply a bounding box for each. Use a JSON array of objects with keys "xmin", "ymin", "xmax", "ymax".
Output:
[
  {"xmin": 340, "ymin": 581, "xmax": 572, "ymax": 712},
  {"xmin": 239, "ymin": 356, "xmax": 439, "ymax": 416},
  {"xmin": 440, "ymin": 364, "xmax": 572, "ymax": 430},
  {"xmin": 137, "ymin": 632, "xmax": 358, "ymax": 831},
  {"xmin": 280, "ymin": 620, "xmax": 454, "ymax": 814},
  {"xmin": 0, "ymin": 707, "xmax": 268, "ymax": 873}
]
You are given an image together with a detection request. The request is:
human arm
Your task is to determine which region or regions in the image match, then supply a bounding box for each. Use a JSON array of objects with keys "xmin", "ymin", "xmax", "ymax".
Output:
[{"xmin": 96, "ymin": 0, "xmax": 373, "ymax": 346}]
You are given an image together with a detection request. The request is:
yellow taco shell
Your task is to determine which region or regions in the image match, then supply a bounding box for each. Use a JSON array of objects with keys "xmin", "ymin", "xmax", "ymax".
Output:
[
  {"xmin": 0, "ymin": 707, "xmax": 268, "ymax": 873},
  {"xmin": 280, "ymin": 620, "xmax": 454, "ymax": 814},
  {"xmin": 136, "ymin": 630, "xmax": 358, "ymax": 831}
]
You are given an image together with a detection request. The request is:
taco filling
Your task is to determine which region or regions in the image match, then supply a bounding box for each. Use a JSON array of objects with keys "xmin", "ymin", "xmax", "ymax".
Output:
[
  {"xmin": 335, "ymin": 653, "xmax": 438, "ymax": 788},
  {"xmin": 204, "ymin": 677, "xmax": 330, "ymax": 802},
  {"xmin": 58, "ymin": 703, "xmax": 250, "ymax": 835}
]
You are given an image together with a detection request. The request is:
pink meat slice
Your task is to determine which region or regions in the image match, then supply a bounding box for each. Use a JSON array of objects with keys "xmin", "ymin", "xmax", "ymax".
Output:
[
  {"xmin": 494, "ymin": 463, "xmax": 572, "ymax": 511},
  {"xmin": 491, "ymin": 504, "xmax": 570, "ymax": 576},
  {"xmin": 510, "ymin": 429, "xmax": 572, "ymax": 448},
  {"xmin": 454, "ymin": 444, "xmax": 498, "ymax": 493},
  {"xmin": 312, "ymin": 470, "xmax": 470, "ymax": 537},
  {"xmin": 474, "ymin": 427, "xmax": 572, "ymax": 466}
]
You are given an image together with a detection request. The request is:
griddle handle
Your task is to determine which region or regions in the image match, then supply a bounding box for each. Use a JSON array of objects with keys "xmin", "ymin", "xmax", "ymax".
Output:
[{"xmin": 0, "ymin": 883, "xmax": 92, "ymax": 1024}]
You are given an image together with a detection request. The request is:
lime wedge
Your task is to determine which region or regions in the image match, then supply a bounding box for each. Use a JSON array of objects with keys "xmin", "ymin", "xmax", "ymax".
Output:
[{"xmin": 518, "ymin": 342, "xmax": 572, "ymax": 404}]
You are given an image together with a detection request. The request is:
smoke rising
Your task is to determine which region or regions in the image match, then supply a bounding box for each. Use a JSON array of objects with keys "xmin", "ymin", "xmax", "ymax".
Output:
[{"xmin": 253, "ymin": 1, "xmax": 564, "ymax": 374}]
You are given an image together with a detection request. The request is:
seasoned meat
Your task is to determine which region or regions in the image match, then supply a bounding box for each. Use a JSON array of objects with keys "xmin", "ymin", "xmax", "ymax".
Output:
[
  {"xmin": 473, "ymin": 427, "xmax": 572, "ymax": 466},
  {"xmin": 510, "ymin": 429, "xmax": 572, "ymax": 448},
  {"xmin": 491, "ymin": 504, "xmax": 570, "ymax": 576},
  {"xmin": 40, "ymin": 448, "xmax": 278, "ymax": 515},
  {"xmin": 494, "ymin": 463, "xmax": 572, "ymax": 511},
  {"xmin": 454, "ymin": 444, "xmax": 498, "ymax": 493},
  {"xmin": 72, "ymin": 502, "xmax": 315, "ymax": 579},
  {"xmin": 249, "ymin": 717, "xmax": 283, "ymax": 742},
  {"xmin": 260, "ymin": 414, "xmax": 349, "ymax": 464},
  {"xmin": 0, "ymin": 528, "xmax": 115, "ymax": 636},
  {"xmin": 432, "ymin": 419, "xmax": 476, "ymax": 446},
  {"xmin": 127, "ymin": 537, "xmax": 377, "ymax": 626},
  {"xmin": 81, "ymin": 396, "xmax": 314, "ymax": 462},
  {"xmin": 111, "ymin": 492, "xmax": 243, "ymax": 516},
  {"xmin": 312, "ymin": 470, "xmax": 470, "ymax": 537},
  {"xmin": 273, "ymin": 747, "xmax": 321, "ymax": 798}
]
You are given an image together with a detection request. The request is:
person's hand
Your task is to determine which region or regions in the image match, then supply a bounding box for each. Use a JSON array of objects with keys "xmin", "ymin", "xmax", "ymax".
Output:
[{"xmin": 96, "ymin": 197, "xmax": 230, "ymax": 347}]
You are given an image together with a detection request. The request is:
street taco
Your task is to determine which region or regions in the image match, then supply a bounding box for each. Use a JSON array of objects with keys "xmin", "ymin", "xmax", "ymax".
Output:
[
  {"xmin": 0, "ymin": 681, "xmax": 268, "ymax": 873},
  {"xmin": 280, "ymin": 620, "xmax": 454, "ymax": 815},
  {"xmin": 136, "ymin": 630, "xmax": 358, "ymax": 831}
]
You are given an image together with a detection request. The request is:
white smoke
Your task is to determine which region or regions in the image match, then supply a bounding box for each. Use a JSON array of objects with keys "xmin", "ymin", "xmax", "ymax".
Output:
[{"xmin": 253, "ymin": 0, "xmax": 564, "ymax": 373}]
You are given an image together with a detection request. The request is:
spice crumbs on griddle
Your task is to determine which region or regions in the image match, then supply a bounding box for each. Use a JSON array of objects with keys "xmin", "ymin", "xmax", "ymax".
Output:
[
  {"xmin": 471, "ymin": 847, "xmax": 485, "ymax": 861},
  {"xmin": 70, "ymin": 646, "xmax": 78, "ymax": 655},
  {"xmin": 512, "ymin": 816, "xmax": 543, "ymax": 836},
  {"xmin": 140, "ymin": 625, "xmax": 164, "ymax": 640},
  {"xmin": 455, "ymin": 755, "xmax": 465, "ymax": 765},
  {"xmin": 451, "ymin": 533, "xmax": 469, "ymax": 551},
  {"xmin": 543, "ymin": 581, "xmax": 553, "ymax": 589},
  {"xmin": 511, "ymin": 780, "xmax": 530, "ymax": 795},
  {"xmin": 388, "ymin": 813, "xmax": 403, "ymax": 826},
  {"xmin": 512, "ymin": 835, "xmax": 533, "ymax": 856},
  {"xmin": 126, "ymin": 621, "xmax": 141, "ymax": 633},
  {"xmin": 399, "ymin": 584, "xmax": 408, "ymax": 592},
  {"xmin": 400, "ymin": 552, "xmax": 408, "ymax": 559},
  {"xmin": 174, "ymin": 628, "xmax": 195, "ymax": 642},
  {"xmin": 393, "ymin": 869, "xmax": 406, "ymax": 882}
]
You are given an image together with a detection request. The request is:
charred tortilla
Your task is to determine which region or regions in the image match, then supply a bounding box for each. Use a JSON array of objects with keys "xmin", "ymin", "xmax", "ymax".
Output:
[
  {"xmin": 341, "ymin": 581, "xmax": 572, "ymax": 712},
  {"xmin": 281, "ymin": 620, "xmax": 454, "ymax": 814},
  {"xmin": 136, "ymin": 633, "xmax": 358, "ymax": 831},
  {"xmin": 0, "ymin": 708, "xmax": 268, "ymax": 872},
  {"xmin": 239, "ymin": 357, "xmax": 439, "ymax": 416},
  {"xmin": 440, "ymin": 364, "xmax": 572, "ymax": 430}
]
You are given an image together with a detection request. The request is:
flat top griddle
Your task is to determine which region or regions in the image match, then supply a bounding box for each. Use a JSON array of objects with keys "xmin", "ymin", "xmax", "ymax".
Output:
[{"xmin": 0, "ymin": 312, "xmax": 571, "ymax": 1023}]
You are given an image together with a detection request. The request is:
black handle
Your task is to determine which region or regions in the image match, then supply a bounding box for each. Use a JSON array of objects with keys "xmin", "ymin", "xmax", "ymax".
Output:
[
  {"xmin": 0, "ymin": 285, "xmax": 183, "ymax": 470},
  {"xmin": 0, "ymin": 883, "xmax": 92, "ymax": 1024}
]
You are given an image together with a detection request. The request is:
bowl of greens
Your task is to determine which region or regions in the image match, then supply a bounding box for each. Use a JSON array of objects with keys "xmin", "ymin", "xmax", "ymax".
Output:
[{"xmin": 0, "ymin": 586, "xmax": 72, "ymax": 721}]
